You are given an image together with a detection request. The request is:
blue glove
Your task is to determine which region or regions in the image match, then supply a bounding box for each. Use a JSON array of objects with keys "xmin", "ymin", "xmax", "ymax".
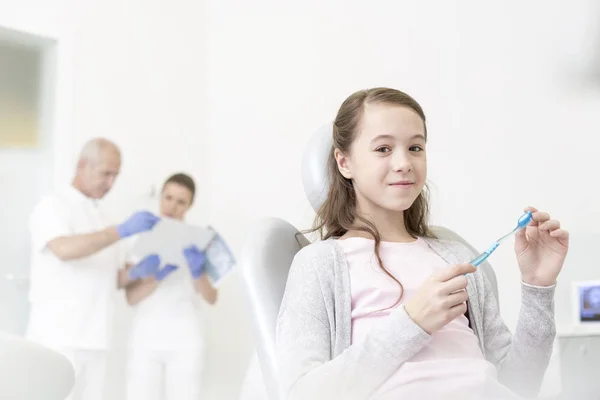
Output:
[
  {"xmin": 154, "ymin": 264, "xmax": 178, "ymax": 281},
  {"xmin": 117, "ymin": 211, "xmax": 160, "ymax": 239},
  {"xmin": 184, "ymin": 245, "xmax": 207, "ymax": 279},
  {"xmin": 129, "ymin": 254, "xmax": 161, "ymax": 280}
]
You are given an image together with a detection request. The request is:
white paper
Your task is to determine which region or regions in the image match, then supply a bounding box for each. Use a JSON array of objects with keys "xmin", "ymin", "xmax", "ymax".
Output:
[
  {"xmin": 129, "ymin": 218, "xmax": 235, "ymax": 285},
  {"xmin": 130, "ymin": 218, "xmax": 216, "ymax": 267}
]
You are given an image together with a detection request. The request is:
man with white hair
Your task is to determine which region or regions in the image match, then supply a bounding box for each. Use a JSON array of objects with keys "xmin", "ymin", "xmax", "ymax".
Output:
[{"xmin": 25, "ymin": 138, "xmax": 160, "ymax": 400}]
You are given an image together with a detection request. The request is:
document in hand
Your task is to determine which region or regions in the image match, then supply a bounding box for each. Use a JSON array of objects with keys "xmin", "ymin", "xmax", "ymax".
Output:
[{"xmin": 130, "ymin": 218, "xmax": 236, "ymax": 285}]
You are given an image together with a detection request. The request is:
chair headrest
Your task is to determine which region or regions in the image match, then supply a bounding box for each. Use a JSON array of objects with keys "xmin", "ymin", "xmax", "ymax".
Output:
[
  {"xmin": 301, "ymin": 123, "xmax": 334, "ymax": 212},
  {"xmin": 0, "ymin": 332, "xmax": 75, "ymax": 400}
]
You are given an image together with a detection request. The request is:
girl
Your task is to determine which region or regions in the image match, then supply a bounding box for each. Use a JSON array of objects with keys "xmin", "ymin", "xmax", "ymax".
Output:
[
  {"xmin": 275, "ymin": 88, "xmax": 568, "ymax": 400},
  {"xmin": 118, "ymin": 173, "xmax": 218, "ymax": 400}
]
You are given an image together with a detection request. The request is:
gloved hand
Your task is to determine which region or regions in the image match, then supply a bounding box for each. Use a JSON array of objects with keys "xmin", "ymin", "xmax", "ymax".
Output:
[
  {"xmin": 155, "ymin": 264, "xmax": 179, "ymax": 281},
  {"xmin": 129, "ymin": 254, "xmax": 161, "ymax": 280},
  {"xmin": 184, "ymin": 245, "xmax": 207, "ymax": 279},
  {"xmin": 116, "ymin": 211, "xmax": 160, "ymax": 239}
]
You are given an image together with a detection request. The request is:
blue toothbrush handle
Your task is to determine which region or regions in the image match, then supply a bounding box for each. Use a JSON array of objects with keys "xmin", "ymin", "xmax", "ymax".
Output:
[
  {"xmin": 467, "ymin": 211, "xmax": 533, "ymax": 271},
  {"xmin": 471, "ymin": 252, "xmax": 491, "ymax": 267},
  {"xmin": 470, "ymin": 242, "xmax": 500, "ymax": 267}
]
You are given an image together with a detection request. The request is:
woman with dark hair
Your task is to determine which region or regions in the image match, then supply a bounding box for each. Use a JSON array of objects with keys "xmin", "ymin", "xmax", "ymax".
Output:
[{"xmin": 118, "ymin": 173, "xmax": 217, "ymax": 400}]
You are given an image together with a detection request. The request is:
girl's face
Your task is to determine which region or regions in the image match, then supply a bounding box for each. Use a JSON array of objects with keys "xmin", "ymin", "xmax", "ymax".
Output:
[
  {"xmin": 335, "ymin": 103, "xmax": 427, "ymax": 218},
  {"xmin": 159, "ymin": 182, "xmax": 193, "ymax": 220}
]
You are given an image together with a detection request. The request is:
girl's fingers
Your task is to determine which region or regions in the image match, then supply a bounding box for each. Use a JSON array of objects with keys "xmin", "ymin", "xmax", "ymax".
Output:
[
  {"xmin": 524, "ymin": 206, "xmax": 539, "ymax": 214},
  {"xmin": 549, "ymin": 229, "xmax": 569, "ymax": 240},
  {"xmin": 529, "ymin": 210, "xmax": 550, "ymax": 226},
  {"xmin": 539, "ymin": 219, "xmax": 560, "ymax": 232}
]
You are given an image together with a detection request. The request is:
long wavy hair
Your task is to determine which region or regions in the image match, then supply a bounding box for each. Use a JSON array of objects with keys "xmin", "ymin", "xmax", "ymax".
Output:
[{"xmin": 313, "ymin": 87, "xmax": 436, "ymax": 306}]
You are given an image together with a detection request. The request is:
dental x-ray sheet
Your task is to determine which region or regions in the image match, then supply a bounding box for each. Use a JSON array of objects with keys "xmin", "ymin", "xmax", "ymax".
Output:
[
  {"xmin": 203, "ymin": 228, "xmax": 236, "ymax": 286},
  {"xmin": 130, "ymin": 218, "xmax": 236, "ymax": 286}
]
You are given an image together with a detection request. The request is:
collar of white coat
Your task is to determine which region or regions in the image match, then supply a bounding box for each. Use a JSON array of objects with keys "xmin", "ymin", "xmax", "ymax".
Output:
[{"xmin": 64, "ymin": 184, "xmax": 98, "ymax": 207}]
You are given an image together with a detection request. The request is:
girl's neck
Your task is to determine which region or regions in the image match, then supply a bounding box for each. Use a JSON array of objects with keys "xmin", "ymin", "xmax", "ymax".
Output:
[{"xmin": 346, "ymin": 208, "xmax": 414, "ymax": 243}]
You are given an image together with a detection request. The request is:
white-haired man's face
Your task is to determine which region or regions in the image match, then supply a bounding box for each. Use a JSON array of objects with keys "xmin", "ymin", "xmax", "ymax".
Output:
[{"xmin": 78, "ymin": 148, "xmax": 121, "ymax": 199}]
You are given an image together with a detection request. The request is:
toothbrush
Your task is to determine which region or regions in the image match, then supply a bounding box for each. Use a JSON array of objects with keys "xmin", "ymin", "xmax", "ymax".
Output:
[{"xmin": 470, "ymin": 211, "xmax": 533, "ymax": 267}]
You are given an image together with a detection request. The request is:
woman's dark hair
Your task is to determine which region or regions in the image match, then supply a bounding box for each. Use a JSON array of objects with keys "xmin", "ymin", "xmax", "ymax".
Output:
[{"xmin": 163, "ymin": 173, "xmax": 196, "ymax": 202}]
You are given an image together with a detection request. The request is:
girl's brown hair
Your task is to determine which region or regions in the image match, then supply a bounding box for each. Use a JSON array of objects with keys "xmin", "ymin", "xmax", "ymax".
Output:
[{"xmin": 313, "ymin": 87, "xmax": 436, "ymax": 305}]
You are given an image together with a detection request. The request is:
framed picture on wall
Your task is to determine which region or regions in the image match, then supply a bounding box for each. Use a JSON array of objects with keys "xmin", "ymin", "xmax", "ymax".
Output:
[
  {"xmin": 0, "ymin": 37, "xmax": 43, "ymax": 148},
  {"xmin": 572, "ymin": 281, "xmax": 600, "ymax": 331}
]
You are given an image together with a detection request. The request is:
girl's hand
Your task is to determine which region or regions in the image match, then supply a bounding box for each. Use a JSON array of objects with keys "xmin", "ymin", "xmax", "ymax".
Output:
[
  {"xmin": 515, "ymin": 206, "xmax": 569, "ymax": 287},
  {"xmin": 404, "ymin": 263, "xmax": 476, "ymax": 334}
]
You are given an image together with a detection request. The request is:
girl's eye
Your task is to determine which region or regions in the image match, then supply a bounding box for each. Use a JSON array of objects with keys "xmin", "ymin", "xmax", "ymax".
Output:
[
  {"xmin": 410, "ymin": 145, "xmax": 424, "ymax": 152},
  {"xmin": 375, "ymin": 146, "xmax": 391, "ymax": 153}
]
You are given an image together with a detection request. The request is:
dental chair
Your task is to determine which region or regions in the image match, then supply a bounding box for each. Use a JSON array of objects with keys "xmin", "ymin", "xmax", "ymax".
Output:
[
  {"xmin": 0, "ymin": 332, "xmax": 75, "ymax": 400},
  {"xmin": 239, "ymin": 123, "xmax": 499, "ymax": 400}
]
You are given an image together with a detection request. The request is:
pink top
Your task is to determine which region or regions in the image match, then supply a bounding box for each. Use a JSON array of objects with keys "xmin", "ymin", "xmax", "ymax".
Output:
[{"xmin": 338, "ymin": 237, "xmax": 522, "ymax": 399}]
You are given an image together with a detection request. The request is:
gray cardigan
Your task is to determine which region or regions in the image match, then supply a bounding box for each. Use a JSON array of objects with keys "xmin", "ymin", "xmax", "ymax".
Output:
[{"xmin": 275, "ymin": 238, "xmax": 556, "ymax": 399}]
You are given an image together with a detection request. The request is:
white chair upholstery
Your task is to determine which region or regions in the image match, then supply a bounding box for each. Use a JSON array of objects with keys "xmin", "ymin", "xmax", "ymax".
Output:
[
  {"xmin": 239, "ymin": 124, "xmax": 499, "ymax": 400},
  {"xmin": 0, "ymin": 332, "xmax": 75, "ymax": 400}
]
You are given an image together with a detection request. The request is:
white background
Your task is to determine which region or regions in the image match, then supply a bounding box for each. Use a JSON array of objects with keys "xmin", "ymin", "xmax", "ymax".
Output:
[{"xmin": 1, "ymin": 0, "xmax": 600, "ymax": 398}]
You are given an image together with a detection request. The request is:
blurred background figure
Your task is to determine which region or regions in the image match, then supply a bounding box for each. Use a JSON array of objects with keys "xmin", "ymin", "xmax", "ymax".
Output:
[
  {"xmin": 118, "ymin": 173, "xmax": 217, "ymax": 400},
  {"xmin": 25, "ymin": 138, "xmax": 159, "ymax": 400}
]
